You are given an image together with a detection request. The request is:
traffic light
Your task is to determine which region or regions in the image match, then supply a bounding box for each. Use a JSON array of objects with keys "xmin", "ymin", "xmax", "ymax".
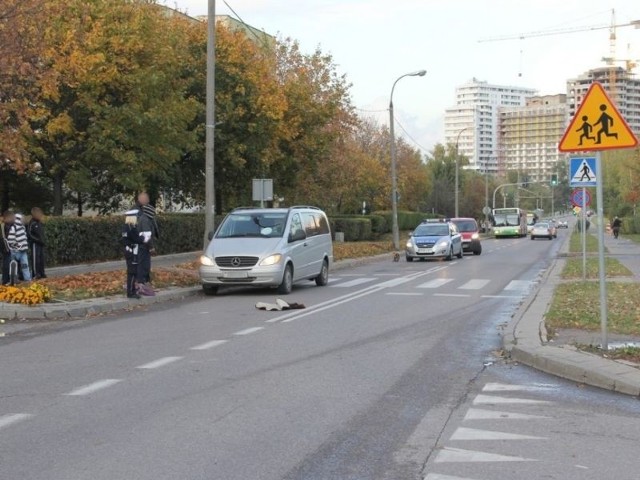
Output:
[{"xmin": 550, "ymin": 174, "xmax": 558, "ymax": 186}]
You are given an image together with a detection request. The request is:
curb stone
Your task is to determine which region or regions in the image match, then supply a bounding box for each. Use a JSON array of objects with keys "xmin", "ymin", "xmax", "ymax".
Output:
[{"xmin": 503, "ymin": 224, "xmax": 640, "ymax": 397}]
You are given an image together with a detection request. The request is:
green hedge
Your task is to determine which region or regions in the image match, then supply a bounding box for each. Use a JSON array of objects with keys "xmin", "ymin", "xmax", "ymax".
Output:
[
  {"xmin": 621, "ymin": 217, "xmax": 640, "ymax": 234},
  {"xmin": 373, "ymin": 211, "xmax": 436, "ymax": 231},
  {"xmin": 329, "ymin": 217, "xmax": 372, "ymax": 241},
  {"xmin": 45, "ymin": 213, "xmax": 218, "ymax": 266}
]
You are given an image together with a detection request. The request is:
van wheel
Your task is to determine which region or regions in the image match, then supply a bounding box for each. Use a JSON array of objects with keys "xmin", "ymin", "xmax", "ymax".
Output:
[
  {"xmin": 202, "ymin": 285, "xmax": 218, "ymax": 296},
  {"xmin": 406, "ymin": 256, "xmax": 413, "ymax": 262},
  {"xmin": 315, "ymin": 259, "xmax": 329, "ymax": 286},
  {"xmin": 277, "ymin": 264, "xmax": 293, "ymax": 294},
  {"xmin": 473, "ymin": 246, "xmax": 482, "ymax": 255}
]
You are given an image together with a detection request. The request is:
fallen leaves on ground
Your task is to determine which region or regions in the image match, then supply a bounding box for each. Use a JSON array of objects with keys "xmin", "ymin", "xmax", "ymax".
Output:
[{"xmin": 333, "ymin": 242, "xmax": 395, "ymax": 261}]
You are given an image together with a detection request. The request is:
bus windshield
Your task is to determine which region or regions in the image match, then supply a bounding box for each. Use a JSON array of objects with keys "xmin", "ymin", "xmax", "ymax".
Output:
[{"xmin": 493, "ymin": 214, "xmax": 520, "ymax": 227}]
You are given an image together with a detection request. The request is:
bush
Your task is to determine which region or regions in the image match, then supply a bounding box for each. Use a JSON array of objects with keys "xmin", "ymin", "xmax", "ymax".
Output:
[
  {"xmin": 373, "ymin": 211, "xmax": 438, "ymax": 231},
  {"xmin": 329, "ymin": 217, "xmax": 372, "ymax": 241},
  {"xmin": 44, "ymin": 213, "xmax": 219, "ymax": 266},
  {"xmin": 621, "ymin": 216, "xmax": 640, "ymax": 234},
  {"xmin": 368, "ymin": 215, "xmax": 389, "ymax": 235}
]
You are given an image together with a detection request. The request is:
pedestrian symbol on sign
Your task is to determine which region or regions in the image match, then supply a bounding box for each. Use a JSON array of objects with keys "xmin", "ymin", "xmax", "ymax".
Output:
[{"xmin": 570, "ymin": 157, "xmax": 597, "ymax": 187}]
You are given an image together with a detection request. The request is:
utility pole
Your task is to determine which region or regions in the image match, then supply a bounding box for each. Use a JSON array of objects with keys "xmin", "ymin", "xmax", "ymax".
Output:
[{"xmin": 204, "ymin": 0, "xmax": 216, "ymax": 248}]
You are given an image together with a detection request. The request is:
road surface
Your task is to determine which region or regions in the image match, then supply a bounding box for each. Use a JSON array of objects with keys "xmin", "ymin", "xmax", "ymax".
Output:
[{"xmin": 2, "ymin": 233, "xmax": 639, "ymax": 480}]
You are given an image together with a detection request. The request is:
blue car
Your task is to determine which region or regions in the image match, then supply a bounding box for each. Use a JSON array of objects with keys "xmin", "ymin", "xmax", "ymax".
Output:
[{"xmin": 405, "ymin": 220, "xmax": 464, "ymax": 262}]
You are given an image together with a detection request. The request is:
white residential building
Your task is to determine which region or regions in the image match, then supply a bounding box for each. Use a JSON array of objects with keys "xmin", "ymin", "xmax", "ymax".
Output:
[{"xmin": 444, "ymin": 79, "xmax": 536, "ymax": 174}]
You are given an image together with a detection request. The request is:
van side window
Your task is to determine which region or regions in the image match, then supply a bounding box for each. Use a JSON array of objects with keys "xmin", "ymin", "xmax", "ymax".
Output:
[
  {"xmin": 315, "ymin": 214, "xmax": 330, "ymax": 235},
  {"xmin": 302, "ymin": 213, "xmax": 319, "ymax": 237},
  {"xmin": 289, "ymin": 214, "xmax": 305, "ymax": 239}
]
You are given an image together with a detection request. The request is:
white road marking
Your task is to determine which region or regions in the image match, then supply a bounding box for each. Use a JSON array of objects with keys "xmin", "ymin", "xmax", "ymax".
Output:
[
  {"xmin": 464, "ymin": 408, "xmax": 549, "ymax": 421},
  {"xmin": 330, "ymin": 277, "xmax": 376, "ymax": 288},
  {"xmin": 481, "ymin": 295, "xmax": 520, "ymax": 299},
  {"xmin": 417, "ymin": 278, "xmax": 454, "ymax": 289},
  {"xmin": 0, "ymin": 414, "xmax": 33, "ymax": 430},
  {"xmin": 386, "ymin": 292, "xmax": 424, "ymax": 296},
  {"xmin": 433, "ymin": 293, "xmax": 470, "ymax": 298},
  {"xmin": 434, "ymin": 447, "xmax": 537, "ymax": 463},
  {"xmin": 483, "ymin": 382, "xmax": 552, "ymax": 392},
  {"xmin": 575, "ymin": 465, "xmax": 590, "ymax": 470},
  {"xmin": 233, "ymin": 327, "xmax": 264, "ymax": 335},
  {"xmin": 66, "ymin": 379, "xmax": 122, "ymax": 396},
  {"xmin": 504, "ymin": 280, "xmax": 531, "ymax": 291},
  {"xmin": 190, "ymin": 339, "xmax": 228, "ymax": 351},
  {"xmin": 424, "ymin": 474, "xmax": 479, "ymax": 480},
  {"xmin": 473, "ymin": 394, "xmax": 552, "ymax": 405},
  {"xmin": 458, "ymin": 279, "xmax": 490, "ymax": 290},
  {"xmin": 137, "ymin": 356, "xmax": 184, "ymax": 369},
  {"xmin": 450, "ymin": 427, "xmax": 546, "ymax": 441},
  {"xmin": 374, "ymin": 273, "xmax": 401, "ymax": 276}
]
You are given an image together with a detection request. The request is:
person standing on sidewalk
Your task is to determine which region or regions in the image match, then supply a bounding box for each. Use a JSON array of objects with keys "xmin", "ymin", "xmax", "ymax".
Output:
[
  {"xmin": 28, "ymin": 207, "xmax": 47, "ymax": 279},
  {"xmin": 135, "ymin": 192, "xmax": 159, "ymax": 287},
  {"xmin": 612, "ymin": 216, "xmax": 622, "ymax": 239},
  {"xmin": 6, "ymin": 212, "xmax": 32, "ymax": 282},
  {"xmin": 1, "ymin": 211, "xmax": 12, "ymax": 285},
  {"xmin": 122, "ymin": 210, "xmax": 144, "ymax": 299}
]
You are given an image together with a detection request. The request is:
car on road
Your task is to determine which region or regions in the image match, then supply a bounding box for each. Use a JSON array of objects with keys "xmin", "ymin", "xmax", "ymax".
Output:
[
  {"xmin": 449, "ymin": 217, "xmax": 482, "ymax": 255},
  {"xmin": 557, "ymin": 220, "xmax": 569, "ymax": 229},
  {"xmin": 530, "ymin": 222, "xmax": 554, "ymax": 241},
  {"xmin": 406, "ymin": 220, "xmax": 463, "ymax": 261},
  {"xmin": 199, "ymin": 206, "xmax": 333, "ymax": 295}
]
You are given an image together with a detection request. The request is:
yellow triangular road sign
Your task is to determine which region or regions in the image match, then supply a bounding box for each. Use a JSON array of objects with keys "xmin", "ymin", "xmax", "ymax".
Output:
[{"xmin": 559, "ymin": 82, "xmax": 638, "ymax": 152}]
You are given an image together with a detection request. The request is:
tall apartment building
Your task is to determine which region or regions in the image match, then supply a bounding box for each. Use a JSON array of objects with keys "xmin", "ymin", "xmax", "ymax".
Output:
[
  {"xmin": 444, "ymin": 79, "xmax": 536, "ymax": 173},
  {"xmin": 567, "ymin": 67, "xmax": 640, "ymax": 136},
  {"xmin": 498, "ymin": 95, "xmax": 569, "ymax": 183}
]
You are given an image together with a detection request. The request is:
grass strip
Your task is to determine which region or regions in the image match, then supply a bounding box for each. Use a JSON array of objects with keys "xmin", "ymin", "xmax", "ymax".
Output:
[{"xmin": 561, "ymin": 257, "xmax": 632, "ymax": 279}]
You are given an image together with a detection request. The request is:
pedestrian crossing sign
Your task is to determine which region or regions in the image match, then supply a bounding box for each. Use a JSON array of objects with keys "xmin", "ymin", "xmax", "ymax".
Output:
[
  {"xmin": 570, "ymin": 157, "xmax": 597, "ymax": 187},
  {"xmin": 559, "ymin": 82, "xmax": 638, "ymax": 152}
]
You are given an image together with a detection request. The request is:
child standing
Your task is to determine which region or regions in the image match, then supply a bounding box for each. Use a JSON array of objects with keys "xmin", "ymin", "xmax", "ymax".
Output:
[
  {"xmin": 122, "ymin": 209, "xmax": 144, "ymax": 299},
  {"xmin": 7, "ymin": 212, "xmax": 31, "ymax": 282},
  {"xmin": 28, "ymin": 207, "xmax": 47, "ymax": 279}
]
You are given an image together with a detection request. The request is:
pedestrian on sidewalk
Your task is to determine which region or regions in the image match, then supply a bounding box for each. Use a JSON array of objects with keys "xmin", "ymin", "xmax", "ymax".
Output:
[
  {"xmin": 612, "ymin": 216, "xmax": 622, "ymax": 239},
  {"xmin": 121, "ymin": 209, "xmax": 144, "ymax": 299},
  {"xmin": 28, "ymin": 207, "xmax": 47, "ymax": 279},
  {"xmin": 1, "ymin": 211, "xmax": 12, "ymax": 285},
  {"xmin": 134, "ymin": 192, "xmax": 159, "ymax": 286},
  {"xmin": 6, "ymin": 212, "xmax": 31, "ymax": 282}
]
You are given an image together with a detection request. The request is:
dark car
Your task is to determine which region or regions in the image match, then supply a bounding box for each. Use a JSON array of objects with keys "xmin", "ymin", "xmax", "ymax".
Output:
[{"xmin": 449, "ymin": 218, "xmax": 482, "ymax": 255}]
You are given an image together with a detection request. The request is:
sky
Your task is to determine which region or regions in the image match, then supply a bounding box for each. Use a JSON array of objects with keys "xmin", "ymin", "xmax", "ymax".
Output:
[{"xmin": 166, "ymin": 0, "xmax": 640, "ymax": 153}]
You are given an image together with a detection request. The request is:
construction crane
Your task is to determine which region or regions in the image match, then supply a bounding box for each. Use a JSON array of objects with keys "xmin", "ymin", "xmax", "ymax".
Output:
[{"xmin": 478, "ymin": 10, "xmax": 640, "ymax": 98}]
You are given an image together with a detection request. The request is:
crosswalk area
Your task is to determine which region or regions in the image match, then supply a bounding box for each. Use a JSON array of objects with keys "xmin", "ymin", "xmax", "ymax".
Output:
[
  {"xmin": 423, "ymin": 381, "xmax": 577, "ymax": 480},
  {"xmin": 328, "ymin": 274, "xmax": 535, "ymax": 298}
]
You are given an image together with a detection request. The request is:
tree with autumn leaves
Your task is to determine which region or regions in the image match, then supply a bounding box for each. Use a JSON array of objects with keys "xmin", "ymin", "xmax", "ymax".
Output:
[{"xmin": 1, "ymin": 0, "xmax": 432, "ymax": 216}]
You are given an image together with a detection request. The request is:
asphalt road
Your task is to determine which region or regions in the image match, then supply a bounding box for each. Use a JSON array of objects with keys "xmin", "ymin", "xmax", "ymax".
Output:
[{"xmin": 2, "ymin": 231, "xmax": 639, "ymax": 480}]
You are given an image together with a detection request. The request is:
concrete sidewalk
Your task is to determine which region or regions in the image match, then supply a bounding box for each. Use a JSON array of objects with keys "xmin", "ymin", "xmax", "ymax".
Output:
[{"xmin": 504, "ymin": 222, "xmax": 640, "ymax": 397}]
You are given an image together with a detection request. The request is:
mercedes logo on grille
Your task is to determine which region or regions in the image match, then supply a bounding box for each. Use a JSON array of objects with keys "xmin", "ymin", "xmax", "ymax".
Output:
[{"xmin": 231, "ymin": 257, "xmax": 242, "ymax": 267}]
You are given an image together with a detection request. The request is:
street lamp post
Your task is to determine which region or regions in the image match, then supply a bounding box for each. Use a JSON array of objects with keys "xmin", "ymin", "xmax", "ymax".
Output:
[
  {"xmin": 454, "ymin": 127, "xmax": 470, "ymax": 218},
  {"xmin": 389, "ymin": 69, "xmax": 426, "ymax": 250},
  {"xmin": 204, "ymin": 0, "xmax": 216, "ymax": 248}
]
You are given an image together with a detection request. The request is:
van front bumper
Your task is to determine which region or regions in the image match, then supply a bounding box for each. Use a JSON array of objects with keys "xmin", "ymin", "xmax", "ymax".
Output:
[{"xmin": 199, "ymin": 264, "xmax": 285, "ymax": 287}]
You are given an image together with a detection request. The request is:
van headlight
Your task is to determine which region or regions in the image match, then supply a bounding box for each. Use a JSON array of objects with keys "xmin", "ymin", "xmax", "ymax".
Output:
[
  {"xmin": 260, "ymin": 254, "xmax": 282, "ymax": 266},
  {"xmin": 471, "ymin": 233, "xmax": 479, "ymax": 240},
  {"xmin": 200, "ymin": 255, "xmax": 215, "ymax": 266}
]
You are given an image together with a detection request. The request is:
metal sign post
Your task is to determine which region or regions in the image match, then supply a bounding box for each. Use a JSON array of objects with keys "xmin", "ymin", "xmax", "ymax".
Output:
[
  {"xmin": 582, "ymin": 188, "xmax": 587, "ymax": 281},
  {"xmin": 595, "ymin": 152, "xmax": 608, "ymax": 350}
]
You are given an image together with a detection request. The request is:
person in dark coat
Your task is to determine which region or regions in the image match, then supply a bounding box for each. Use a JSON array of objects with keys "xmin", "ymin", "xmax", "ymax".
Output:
[
  {"xmin": 28, "ymin": 207, "xmax": 47, "ymax": 279},
  {"xmin": 134, "ymin": 192, "xmax": 159, "ymax": 285},
  {"xmin": 1, "ymin": 210, "xmax": 12, "ymax": 285},
  {"xmin": 122, "ymin": 209, "xmax": 144, "ymax": 299}
]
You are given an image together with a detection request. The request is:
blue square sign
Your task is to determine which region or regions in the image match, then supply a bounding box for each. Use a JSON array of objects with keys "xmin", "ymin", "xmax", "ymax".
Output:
[{"xmin": 570, "ymin": 157, "xmax": 597, "ymax": 187}]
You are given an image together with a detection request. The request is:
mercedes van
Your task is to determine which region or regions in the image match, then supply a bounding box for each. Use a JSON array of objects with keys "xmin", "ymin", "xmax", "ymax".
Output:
[{"xmin": 199, "ymin": 206, "xmax": 333, "ymax": 295}]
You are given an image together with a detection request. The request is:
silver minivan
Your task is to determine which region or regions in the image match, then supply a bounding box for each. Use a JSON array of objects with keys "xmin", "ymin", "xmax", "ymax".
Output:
[{"xmin": 199, "ymin": 206, "xmax": 333, "ymax": 295}]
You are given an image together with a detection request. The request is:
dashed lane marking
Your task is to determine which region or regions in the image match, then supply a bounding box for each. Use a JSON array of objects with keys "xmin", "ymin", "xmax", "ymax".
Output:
[
  {"xmin": 482, "ymin": 382, "xmax": 555, "ymax": 392},
  {"xmin": 433, "ymin": 293, "xmax": 471, "ymax": 298},
  {"xmin": 450, "ymin": 427, "xmax": 546, "ymax": 441},
  {"xmin": 473, "ymin": 394, "xmax": 552, "ymax": 405},
  {"xmin": 458, "ymin": 279, "xmax": 490, "ymax": 290},
  {"xmin": 417, "ymin": 278, "xmax": 454, "ymax": 289},
  {"xmin": 65, "ymin": 379, "xmax": 122, "ymax": 396},
  {"xmin": 464, "ymin": 408, "xmax": 550, "ymax": 421},
  {"xmin": 137, "ymin": 356, "xmax": 183, "ymax": 370},
  {"xmin": 504, "ymin": 280, "xmax": 532, "ymax": 291},
  {"xmin": 434, "ymin": 447, "xmax": 537, "ymax": 463},
  {"xmin": 190, "ymin": 340, "xmax": 228, "ymax": 351},
  {"xmin": 330, "ymin": 277, "xmax": 377, "ymax": 288},
  {"xmin": 424, "ymin": 474, "xmax": 480, "ymax": 480},
  {"xmin": 233, "ymin": 327, "xmax": 265, "ymax": 336},
  {"xmin": 0, "ymin": 414, "xmax": 33, "ymax": 431},
  {"xmin": 386, "ymin": 292, "xmax": 424, "ymax": 296}
]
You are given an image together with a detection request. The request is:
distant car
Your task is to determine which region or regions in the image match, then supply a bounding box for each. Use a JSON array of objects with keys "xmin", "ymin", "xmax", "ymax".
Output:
[
  {"xmin": 557, "ymin": 220, "xmax": 569, "ymax": 229},
  {"xmin": 449, "ymin": 217, "xmax": 482, "ymax": 255},
  {"xmin": 530, "ymin": 222, "xmax": 553, "ymax": 241},
  {"xmin": 548, "ymin": 220, "xmax": 558, "ymax": 238},
  {"xmin": 406, "ymin": 220, "xmax": 463, "ymax": 261}
]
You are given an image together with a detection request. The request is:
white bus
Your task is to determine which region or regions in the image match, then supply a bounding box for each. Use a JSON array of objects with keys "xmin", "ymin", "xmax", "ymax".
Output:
[{"xmin": 492, "ymin": 208, "xmax": 528, "ymax": 238}]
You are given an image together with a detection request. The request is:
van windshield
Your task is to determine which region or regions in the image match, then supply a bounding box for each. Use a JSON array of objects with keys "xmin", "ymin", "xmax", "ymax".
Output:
[{"xmin": 216, "ymin": 213, "xmax": 287, "ymax": 239}]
